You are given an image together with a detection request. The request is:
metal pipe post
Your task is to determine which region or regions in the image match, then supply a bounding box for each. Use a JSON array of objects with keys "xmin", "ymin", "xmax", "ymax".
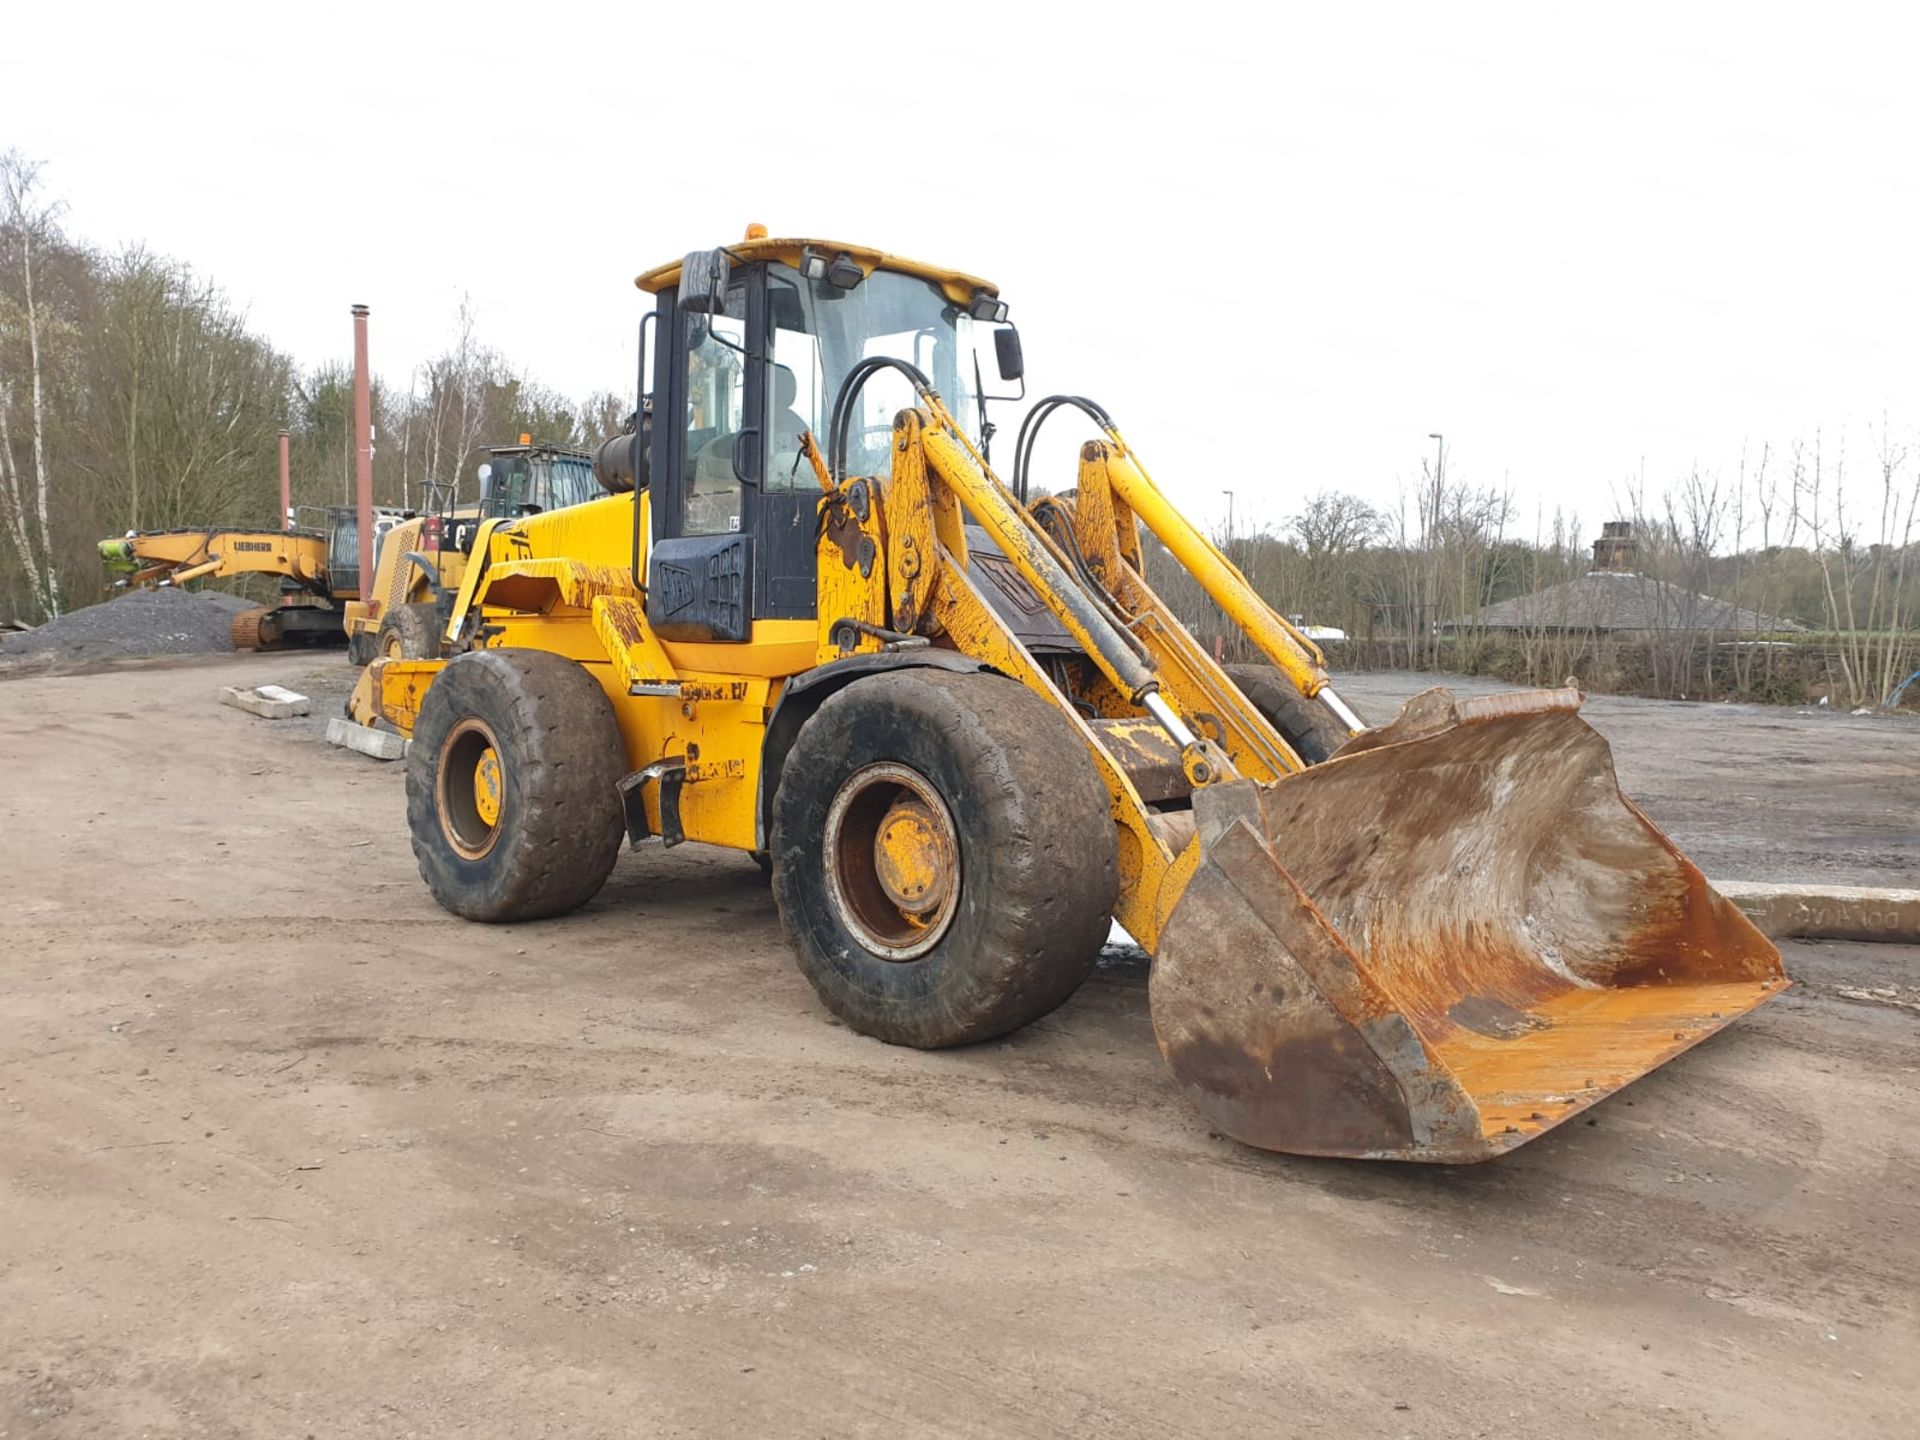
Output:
[{"xmin": 352, "ymin": 306, "xmax": 374, "ymax": 600}]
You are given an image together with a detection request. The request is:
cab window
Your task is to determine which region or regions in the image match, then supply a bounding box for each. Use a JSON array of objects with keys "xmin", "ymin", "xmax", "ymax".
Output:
[
  {"xmin": 532, "ymin": 455, "xmax": 597, "ymax": 511},
  {"xmin": 681, "ymin": 286, "xmax": 750, "ymax": 534},
  {"xmin": 763, "ymin": 265, "xmax": 981, "ymax": 481},
  {"xmin": 767, "ymin": 273, "xmax": 826, "ymax": 491}
]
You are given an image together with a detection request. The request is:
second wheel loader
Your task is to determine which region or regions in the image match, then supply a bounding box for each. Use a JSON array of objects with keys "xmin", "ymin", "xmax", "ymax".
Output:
[
  {"xmin": 342, "ymin": 440, "xmax": 603, "ymax": 663},
  {"xmin": 352, "ymin": 231, "xmax": 1785, "ymax": 1163}
]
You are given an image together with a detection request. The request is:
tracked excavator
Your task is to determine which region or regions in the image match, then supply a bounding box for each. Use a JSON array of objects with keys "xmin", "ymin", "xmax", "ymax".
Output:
[
  {"xmin": 99, "ymin": 508, "xmax": 403, "ymax": 650},
  {"xmin": 101, "ymin": 442, "xmax": 601, "ymax": 658},
  {"xmin": 349, "ymin": 231, "xmax": 1786, "ymax": 1162}
]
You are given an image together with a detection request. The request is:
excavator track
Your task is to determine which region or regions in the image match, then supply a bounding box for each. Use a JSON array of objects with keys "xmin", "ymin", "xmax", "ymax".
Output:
[{"xmin": 229, "ymin": 607, "xmax": 266, "ymax": 651}]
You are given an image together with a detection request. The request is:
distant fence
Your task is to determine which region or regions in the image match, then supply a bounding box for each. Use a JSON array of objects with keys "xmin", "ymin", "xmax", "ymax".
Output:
[{"xmin": 1322, "ymin": 632, "xmax": 1920, "ymax": 708}]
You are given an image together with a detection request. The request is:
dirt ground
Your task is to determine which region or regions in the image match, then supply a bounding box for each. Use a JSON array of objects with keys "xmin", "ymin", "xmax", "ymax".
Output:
[{"xmin": 2, "ymin": 654, "xmax": 1916, "ymax": 1439}]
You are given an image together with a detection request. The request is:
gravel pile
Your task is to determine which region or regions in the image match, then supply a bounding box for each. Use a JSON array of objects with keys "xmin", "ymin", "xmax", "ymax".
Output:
[{"xmin": 0, "ymin": 589, "xmax": 253, "ymax": 669}]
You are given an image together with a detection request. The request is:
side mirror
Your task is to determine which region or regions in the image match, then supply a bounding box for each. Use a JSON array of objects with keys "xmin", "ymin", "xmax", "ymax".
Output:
[
  {"xmin": 679, "ymin": 248, "xmax": 730, "ymax": 314},
  {"xmin": 476, "ymin": 461, "xmax": 494, "ymax": 499},
  {"xmin": 994, "ymin": 326, "xmax": 1024, "ymax": 382}
]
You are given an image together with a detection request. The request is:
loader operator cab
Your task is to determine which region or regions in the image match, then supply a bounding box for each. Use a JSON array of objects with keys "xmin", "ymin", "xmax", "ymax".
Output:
[
  {"xmin": 476, "ymin": 444, "xmax": 598, "ymax": 523},
  {"xmin": 642, "ymin": 239, "xmax": 1014, "ymax": 637},
  {"xmin": 446, "ymin": 442, "xmax": 597, "ymax": 554}
]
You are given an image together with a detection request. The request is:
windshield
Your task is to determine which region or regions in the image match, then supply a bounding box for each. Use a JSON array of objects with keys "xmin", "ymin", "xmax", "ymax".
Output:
[
  {"xmin": 538, "ymin": 454, "xmax": 598, "ymax": 509},
  {"xmin": 482, "ymin": 453, "xmax": 596, "ymax": 516},
  {"xmin": 765, "ymin": 264, "xmax": 982, "ymax": 488}
]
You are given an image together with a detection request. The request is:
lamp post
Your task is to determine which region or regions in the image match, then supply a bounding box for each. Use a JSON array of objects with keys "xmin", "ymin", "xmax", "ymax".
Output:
[
  {"xmin": 1425, "ymin": 433, "xmax": 1444, "ymax": 658},
  {"xmin": 1427, "ymin": 433, "xmax": 1444, "ymax": 538}
]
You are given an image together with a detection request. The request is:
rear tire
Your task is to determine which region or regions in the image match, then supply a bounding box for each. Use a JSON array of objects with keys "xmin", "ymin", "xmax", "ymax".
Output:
[
  {"xmin": 407, "ymin": 649, "xmax": 626, "ymax": 922},
  {"xmin": 377, "ymin": 602, "xmax": 441, "ymax": 660},
  {"xmin": 770, "ymin": 669, "xmax": 1118, "ymax": 1048},
  {"xmin": 346, "ymin": 628, "xmax": 379, "ymax": 666},
  {"xmin": 1224, "ymin": 663, "xmax": 1357, "ymax": 765}
]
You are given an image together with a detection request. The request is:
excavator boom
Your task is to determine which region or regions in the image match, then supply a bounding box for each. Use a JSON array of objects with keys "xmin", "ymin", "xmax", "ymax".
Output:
[{"xmin": 100, "ymin": 527, "xmax": 334, "ymax": 591}]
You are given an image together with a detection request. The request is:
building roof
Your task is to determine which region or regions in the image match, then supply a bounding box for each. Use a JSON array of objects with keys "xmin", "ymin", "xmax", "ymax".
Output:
[{"xmin": 1445, "ymin": 571, "xmax": 1805, "ymax": 634}]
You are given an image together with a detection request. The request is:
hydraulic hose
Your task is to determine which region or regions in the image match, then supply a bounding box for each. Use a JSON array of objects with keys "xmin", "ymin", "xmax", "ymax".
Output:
[
  {"xmin": 828, "ymin": 357, "xmax": 936, "ymax": 480},
  {"xmin": 1011, "ymin": 395, "xmax": 1115, "ymax": 503}
]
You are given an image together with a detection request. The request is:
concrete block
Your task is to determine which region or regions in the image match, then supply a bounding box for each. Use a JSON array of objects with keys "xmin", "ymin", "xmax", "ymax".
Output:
[
  {"xmin": 326, "ymin": 716, "xmax": 409, "ymax": 761},
  {"xmin": 221, "ymin": 684, "xmax": 312, "ymax": 719},
  {"xmin": 1716, "ymin": 880, "xmax": 1920, "ymax": 944}
]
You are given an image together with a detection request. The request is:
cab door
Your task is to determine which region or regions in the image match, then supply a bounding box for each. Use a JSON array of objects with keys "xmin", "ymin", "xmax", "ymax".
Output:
[
  {"xmin": 753, "ymin": 265, "xmax": 824, "ymax": 619},
  {"xmin": 648, "ymin": 261, "xmax": 825, "ymax": 636},
  {"xmin": 648, "ymin": 271, "xmax": 762, "ymax": 642}
]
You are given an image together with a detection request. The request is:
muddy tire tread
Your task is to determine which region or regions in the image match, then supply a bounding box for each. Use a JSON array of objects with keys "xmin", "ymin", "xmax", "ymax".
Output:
[
  {"xmin": 1224, "ymin": 662, "xmax": 1356, "ymax": 765},
  {"xmin": 378, "ymin": 602, "xmax": 441, "ymax": 660},
  {"xmin": 406, "ymin": 649, "xmax": 625, "ymax": 923},
  {"xmin": 770, "ymin": 669, "xmax": 1118, "ymax": 1048}
]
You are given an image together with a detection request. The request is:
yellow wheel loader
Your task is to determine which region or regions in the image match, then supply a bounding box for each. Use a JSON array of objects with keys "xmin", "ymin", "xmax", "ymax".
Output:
[
  {"xmin": 342, "ymin": 441, "xmax": 605, "ymax": 664},
  {"xmin": 353, "ymin": 232, "xmax": 1786, "ymax": 1162}
]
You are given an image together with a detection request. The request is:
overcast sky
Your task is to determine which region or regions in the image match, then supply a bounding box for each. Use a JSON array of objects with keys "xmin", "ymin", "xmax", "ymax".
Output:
[{"xmin": 6, "ymin": 2, "xmax": 1917, "ymax": 541}]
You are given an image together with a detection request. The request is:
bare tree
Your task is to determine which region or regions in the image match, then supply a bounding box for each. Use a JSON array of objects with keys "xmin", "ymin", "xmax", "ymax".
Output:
[
  {"xmin": 1289, "ymin": 491, "xmax": 1384, "ymax": 558},
  {"xmin": 80, "ymin": 248, "xmax": 290, "ymax": 531},
  {"xmin": 0, "ymin": 386, "xmax": 46, "ymax": 612},
  {"xmin": 424, "ymin": 296, "xmax": 493, "ymax": 507},
  {"xmin": 400, "ymin": 366, "xmax": 420, "ymax": 510},
  {"xmin": 0, "ymin": 150, "xmax": 65, "ymax": 616}
]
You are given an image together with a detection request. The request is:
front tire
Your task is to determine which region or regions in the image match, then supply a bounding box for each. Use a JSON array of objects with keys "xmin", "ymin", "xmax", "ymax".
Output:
[
  {"xmin": 770, "ymin": 669, "xmax": 1118, "ymax": 1048},
  {"xmin": 377, "ymin": 602, "xmax": 441, "ymax": 660},
  {"xmin": 406, "ymin": 649, "xmax": 625, "ymax": 922}
]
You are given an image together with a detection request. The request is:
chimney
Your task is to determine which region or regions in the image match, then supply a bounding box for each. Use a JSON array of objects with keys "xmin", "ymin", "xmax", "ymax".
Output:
[{"xmin": 1592, "ymin": 521, "xmax": 1637, "ymax": 574}]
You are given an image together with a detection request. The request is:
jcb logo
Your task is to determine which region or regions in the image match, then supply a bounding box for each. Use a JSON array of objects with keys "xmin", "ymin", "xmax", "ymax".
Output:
[{"xmin": 658, "ymin": 563, "xmax": 695, "ymax": 615}]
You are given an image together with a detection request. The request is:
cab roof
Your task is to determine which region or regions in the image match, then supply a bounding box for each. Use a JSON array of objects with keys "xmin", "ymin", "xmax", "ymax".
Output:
[
  {"xmin": 636, "ymin": 236, "xmax": 997, "ymax": 306},
  {"xmin": 487, "ymin": 442, "xmax": 591, "ymax": 460}
]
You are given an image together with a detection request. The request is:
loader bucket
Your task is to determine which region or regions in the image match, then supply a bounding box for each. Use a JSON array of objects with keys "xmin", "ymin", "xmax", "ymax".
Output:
[{"xmin": 1149, "ymin": 688, "xmax": 1787, "ymax": 1162}]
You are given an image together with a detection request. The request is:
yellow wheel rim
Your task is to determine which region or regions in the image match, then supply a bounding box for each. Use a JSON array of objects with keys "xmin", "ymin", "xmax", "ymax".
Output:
[
  {"xmin": 473, "ymin": 747, "xmax": 502, "ymax": 828},
  {"xmin": 437, "ymin": 717, "xmax": 505, "ymax": 860},
  {"xmin": 823, "ymin": 762, "xmax": 960, "ymax": 960},
  {"xmin": 873, "ymin": 798, "xmax": 949, "ymax": 919}
]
